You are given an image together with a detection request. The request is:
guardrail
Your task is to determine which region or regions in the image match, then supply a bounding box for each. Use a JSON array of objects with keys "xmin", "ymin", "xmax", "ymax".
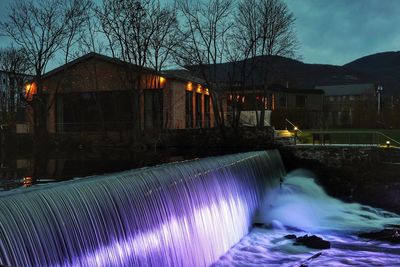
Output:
[
  {"xmin": 301, "ymin": 130, "xmax": 400, "ymax": 147},
  {"xmin": 285, "ymin": 118, "xmax": 303, "ymax": 133}
]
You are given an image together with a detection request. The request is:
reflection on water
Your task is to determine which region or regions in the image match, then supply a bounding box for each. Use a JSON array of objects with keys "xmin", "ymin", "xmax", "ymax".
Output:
[{"xmin": 0, "ymin": 148, "xmax": 234, "ymax": 191}]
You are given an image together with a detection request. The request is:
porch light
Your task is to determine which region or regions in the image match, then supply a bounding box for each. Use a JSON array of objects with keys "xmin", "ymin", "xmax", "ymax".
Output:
[
  {"xmin": 187, "ymin": 82, "xmax": 193, "ymax": 91},
  {"xmin": 25, "ymin": 83, "xmax": 36, "ymax": 100},
  {"xmin": 386, "ymin": 140, "xmax": 390, "ymax": 148}
]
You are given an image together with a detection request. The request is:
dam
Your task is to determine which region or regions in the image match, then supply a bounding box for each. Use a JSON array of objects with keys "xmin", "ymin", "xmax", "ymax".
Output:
[
  {"xmin": 0, "ymin": 151, "xmax": 284, "ymax": 267},
  {"xmin": 1, "ymin": 150, "xmax": 400, "ymax": 266}
]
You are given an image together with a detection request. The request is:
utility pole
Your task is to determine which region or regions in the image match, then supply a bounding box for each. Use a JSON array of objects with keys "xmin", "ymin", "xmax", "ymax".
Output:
[{"xmin": 377, "ymin": 85, "xmax": 383, "ymax": 115}]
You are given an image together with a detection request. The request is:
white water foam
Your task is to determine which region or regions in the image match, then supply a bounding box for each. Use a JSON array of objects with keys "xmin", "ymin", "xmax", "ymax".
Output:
[{"xmin": 214, "ymin": 169, "xmax": 400, "ymax": 266}]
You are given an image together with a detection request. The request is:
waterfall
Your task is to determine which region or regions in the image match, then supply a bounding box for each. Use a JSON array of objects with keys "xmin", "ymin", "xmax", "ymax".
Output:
[{"xmin": 0, "ymin": 150, "xmax": 285, "ymax": 267}]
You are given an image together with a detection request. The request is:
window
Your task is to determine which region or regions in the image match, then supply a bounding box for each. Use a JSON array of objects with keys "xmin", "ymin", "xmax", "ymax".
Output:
[
  {"xmin": 144, "ymin": 90, "xmax": 163, "ymax": 129},
  {"xmin": 349, "ymin": 95, "xmax": 355, "ymax": 101},
  {"xmin": 195, "ymin": 93, "xmax": 202, "ymax": 128},
  {"xmin": 185, "ymin": 91, "xmax": 193, "ymax": 128},
  {"xmin": 204, "ymin": 95, "xmax": 210, "ymax": 128},
  {"xmin": 329, "ymin": 96, "xmax": 335, "ymax": 102},
  {"xmin": 59, "ymin": 91, "xmax": 134, "ymax": 132},
  {"xmin": 278, "ymin": 96, "xmax": 287, "ymax": 107},
  {"xmin": 295, "ymin": 95, "xmax": 306, "ymax": 108}
]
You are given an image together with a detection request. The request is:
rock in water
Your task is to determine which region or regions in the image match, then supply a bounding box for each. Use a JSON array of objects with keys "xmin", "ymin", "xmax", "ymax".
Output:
[
  {"xmin": 359, "ymin": 228, "xmax": 400, "ymax": 243},
  {"xmin": 294, "ymin": 235, "xmax": 331, "ymax": 249},
  {"xmin": 284, "ymin": 234, "xmax": 297, "ymax": 239}
]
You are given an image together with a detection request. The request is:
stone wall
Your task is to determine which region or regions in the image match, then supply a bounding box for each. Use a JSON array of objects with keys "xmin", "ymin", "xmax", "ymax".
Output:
[{"xmin": 280, "ymin": 145, "xmax": 381, "ymax": 168}]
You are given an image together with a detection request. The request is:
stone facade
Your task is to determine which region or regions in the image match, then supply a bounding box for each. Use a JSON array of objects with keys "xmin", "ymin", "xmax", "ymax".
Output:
[{"xmin": 281, "ymin": 145, "xmax": 380, "ymax": 168}]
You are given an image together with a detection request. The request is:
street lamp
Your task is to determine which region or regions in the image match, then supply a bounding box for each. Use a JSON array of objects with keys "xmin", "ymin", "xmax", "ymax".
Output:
[
  {"xmin": 377, "ymin": 85, "xmax": 383, "ymax": 115},
  {"xmin": 294, "ymin": 126, "xmax": 298, "ymax": 145}
]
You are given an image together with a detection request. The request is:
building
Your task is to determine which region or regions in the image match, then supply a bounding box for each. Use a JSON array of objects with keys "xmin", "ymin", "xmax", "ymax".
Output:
[
  {"xmin": 222, "ymin": 84, "xmax": 324, "ymax": 129},
  {"xmin": 315, "ymin": 83, "xmax": 377, "ymax": 128},
  {"xmin": 26, "ymin": 53, "xmax": 214, "ymax": 136}
]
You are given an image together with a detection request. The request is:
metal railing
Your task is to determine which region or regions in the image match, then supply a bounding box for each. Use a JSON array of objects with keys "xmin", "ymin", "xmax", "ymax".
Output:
[
  {"xmin": 285, "ymin": 118, "xmax": 303, "ymax": 133},
  {"xmin": 301, "ymin": 130, "xmax": 400, "ymax": 147}
]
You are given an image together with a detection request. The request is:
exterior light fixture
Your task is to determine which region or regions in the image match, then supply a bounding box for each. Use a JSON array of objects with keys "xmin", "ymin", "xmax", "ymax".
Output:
[
  {"xmin": 386, "ymin": 140, "xmax": 390, "ymax": 148},
  {"xmin": 294, "ymin": 126, "xmax": 298, "ymax": 131},
  {"xmin": 187, "ymin": 82, "xmax": 193, "ymax": 91}
]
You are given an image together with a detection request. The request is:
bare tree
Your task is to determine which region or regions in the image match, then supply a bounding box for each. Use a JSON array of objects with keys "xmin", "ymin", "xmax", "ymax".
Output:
[
  {"xmin": 0, "ymin": 0, "xmax": 92, "ymax": 148},
  {"xmin": 96, "ymin": 0, "xmax": 151, "ymax": 135},
  {"xmin": 97, "ymin": 0, "xmax": 154, "ymax": 67},
  {"xmin": 227, "ymin": 0, "xmax": 298, "ymax": 127},
  {"xmin": 62, "ymin": 0, "xmax": 93, "ymax": 63},
  {"xmin": 148, "ymin": 2, "xmax": 180, "ymax": 72},
  {"xmin": 96, "ymin": 0, "xmax": 179, "ymax": 138},
  {"xmin": 76, "ymin": 5, "xmax": 106, "ymax": 55},
  {"xmin": 0, "ymin": 46, "xmax": 32, "ymax": 126},
  {"xmin": 175, "ymin": 0, "xmax": 234, "ymax": 129}
]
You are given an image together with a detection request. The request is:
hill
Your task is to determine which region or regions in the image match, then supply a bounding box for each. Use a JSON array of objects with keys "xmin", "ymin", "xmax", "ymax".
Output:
[
  {"xmin": 188, "ymin": 55, "xmax": 374, "ymax": 92},
  {"xmin": 188, "ymin": 52, "xmax": 400, "ymax": 95},
  {"xmin": 344, "ymin": 51, "xmax": 400, "ymax": 95}
]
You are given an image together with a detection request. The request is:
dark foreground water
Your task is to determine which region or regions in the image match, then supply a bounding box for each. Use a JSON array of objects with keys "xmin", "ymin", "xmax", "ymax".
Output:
[{"xmin": 214, "ymin": 170, "xmax": 400, "ymax": 266}]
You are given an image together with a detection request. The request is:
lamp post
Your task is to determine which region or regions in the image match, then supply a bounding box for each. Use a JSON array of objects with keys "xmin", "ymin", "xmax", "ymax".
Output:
[
  {"xmin": 294, "ymin": 126, "xmax": 298, "ymax": 145},
  {"xmin": 377, "ymin": 85, "xmax": 383, "ymax": 115}
]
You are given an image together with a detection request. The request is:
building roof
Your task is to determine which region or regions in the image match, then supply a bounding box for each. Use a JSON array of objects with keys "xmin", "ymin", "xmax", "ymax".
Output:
[
  {"xmin": 315, "ymin": 83, "xmax": 375, "ymax": 96},
  {"xmin": 269, "ymin": 84, "xmax": 324, "ymax": 94},
  {"xmin": 162, "ymin": 69, "xmax": 205, "ymax": 85},
  {"xmin": 42, "ymin": 52, "xmax": 160, "ymax": 80}
]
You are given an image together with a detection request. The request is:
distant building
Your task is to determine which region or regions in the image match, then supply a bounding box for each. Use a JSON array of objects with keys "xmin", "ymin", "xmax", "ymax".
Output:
[
  {"xmin": 221, "ymin": 84, "xmax": 324, "ymax": 129},
  {"xmin": 315, "ymin": 83, "xmax": 377, "ymax": 128},
  {"xmin": 26, "ymin": 53, "xmax": 215, "ymax": 136},
  {"xmin": 0, "ymin": 70, "xmax": 32, "ymax": 130}
]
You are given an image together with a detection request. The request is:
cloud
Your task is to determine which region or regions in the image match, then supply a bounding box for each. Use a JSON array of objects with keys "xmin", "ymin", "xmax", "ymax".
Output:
[{"xmin": 284, "ymin": 0, "xmax": 400, "ymax": 65}]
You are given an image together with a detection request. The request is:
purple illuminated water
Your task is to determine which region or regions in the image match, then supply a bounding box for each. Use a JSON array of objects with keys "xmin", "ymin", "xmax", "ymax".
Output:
[
  {"xmin": 0, "ymin": 151, "xmax": 283, "ymax": 267},
  {"xmin": 214, "ymin": 170, "xmax": 400, "ymax": 266}
]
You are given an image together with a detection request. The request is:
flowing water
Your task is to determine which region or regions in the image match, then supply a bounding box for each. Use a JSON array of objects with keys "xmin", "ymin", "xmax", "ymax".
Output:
[
  {"xmin": 214, "ymin": 170, "xmax": 400, "ymax": 266},
  {"xmin": 2, "ymin": 150, "xmax": 400, "ymax": 267},
  {"xmin": 0, "ymin": 151, "xmax": 284, "ymax": 267}
]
